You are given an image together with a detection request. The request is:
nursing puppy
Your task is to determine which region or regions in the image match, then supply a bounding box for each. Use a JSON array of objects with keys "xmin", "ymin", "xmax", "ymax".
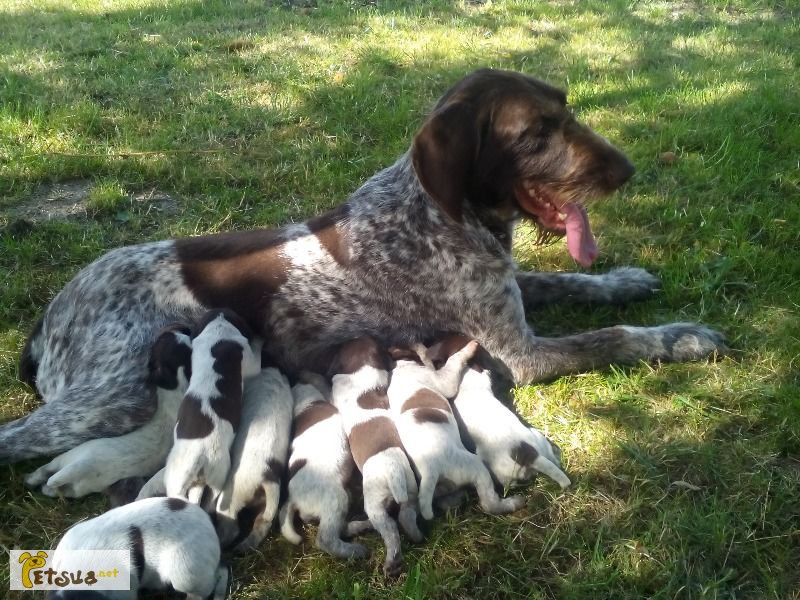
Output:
[
  {"xmin": 280, "ymin": 381, "xmax": 371, "ymax": 560},
  {"xmin": 25, "ymin": 325, "xmax": 192, "ymax": 498},
  {"xmin": 388, "ymin": 341, "xmax": 525, "ymax": 520},
  {"xmin": 330, "ymin": 336, "xmax": 423, "ymax": 577},
  {"xmin": 47, "ymin": 497, "xmax": 229, "ymax": 600},
  {"xmin": 215, "ymin": 366, "xmax": 293, "ymax": 551},
  {"xmin": 164, "ymin": 309, "xmax": 261, "ymax": 503},
  {"xmin": 429, "ymin": 334, "xmax": 571, "ymax": 489}
]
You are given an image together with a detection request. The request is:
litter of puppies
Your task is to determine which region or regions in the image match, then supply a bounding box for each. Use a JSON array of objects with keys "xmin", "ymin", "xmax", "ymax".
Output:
[{"xmin": 28, "ymin": 309, "xmax": 570, "ymax": 596}]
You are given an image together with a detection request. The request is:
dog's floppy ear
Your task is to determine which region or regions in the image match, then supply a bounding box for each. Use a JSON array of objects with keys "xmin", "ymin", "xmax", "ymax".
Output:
[{"xmin": 412, "ymin": 101, "xmax": 480, "ymax": 223}]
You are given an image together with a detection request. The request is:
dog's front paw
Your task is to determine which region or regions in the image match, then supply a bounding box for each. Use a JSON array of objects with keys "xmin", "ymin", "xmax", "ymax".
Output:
[
  {"xmin": 601, "ymin": 267, "xmax": 661, "ymax": 303},
  {"xmin": 657, "ymin": 323, "xmax": 728, "ymax": 361}
]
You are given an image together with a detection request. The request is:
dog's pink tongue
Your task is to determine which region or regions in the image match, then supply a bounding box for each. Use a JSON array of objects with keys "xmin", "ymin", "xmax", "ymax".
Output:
[{"xmin": 564, "ymin": 203, "xmax": 598, "ymax": 267}]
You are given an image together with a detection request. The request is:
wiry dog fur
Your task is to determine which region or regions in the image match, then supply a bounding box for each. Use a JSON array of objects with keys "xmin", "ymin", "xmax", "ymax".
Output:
[
  {"xmin": 430, "ymin": 334, "xmax": 570, "ymax": 489},
  {"xmin": 5, "ymin": 69, "xmax": 726, "ymax": 463},
  {"xmin": 330, "ymin": 337, "xmax": 423, "ymax": 577},
  {"xmin": 388, "ymin": 342, "xmax": 525, "ymax": 519},
  {"xmin": 24, "ymin": 324, "xmax": 192, "ymax": 498},
  {"xmin": 47, "ymin": 497, "xmax": 229, "ymax": 600},
  {"xmin": 164, "ymin": 310, "xmax": 261, "ymax": 503},
  {"xmin": 280, "ymin": 382, "xmax": 371, "ymax": 560},
  {"xmin": 215, "ymin": 366, "xmax": 293, "ymax": 551}
]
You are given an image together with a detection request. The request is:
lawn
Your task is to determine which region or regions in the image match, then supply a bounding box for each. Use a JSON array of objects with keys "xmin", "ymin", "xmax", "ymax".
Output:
[{"xmin": 1, "ymin": 0, "xmax": 799, "ymax": 597}]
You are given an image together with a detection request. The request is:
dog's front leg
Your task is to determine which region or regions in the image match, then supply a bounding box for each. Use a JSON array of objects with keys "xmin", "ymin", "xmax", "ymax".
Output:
[
  {"xmin": 515, "ymin": 267, "xmax": 661, "ymax": 310},
  {"xmin": 474, "ymin": 291, "xmax": 726, "ymax": 385}
]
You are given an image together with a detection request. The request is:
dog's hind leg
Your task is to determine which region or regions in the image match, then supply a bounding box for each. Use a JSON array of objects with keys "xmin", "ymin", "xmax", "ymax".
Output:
[
  {"xmin": 515, "ymin": 268, "xmax": 661, "ymax": 310},
  {"xmin": 0, "ymin": 382, "xmax": 154, "ymax": 464}
]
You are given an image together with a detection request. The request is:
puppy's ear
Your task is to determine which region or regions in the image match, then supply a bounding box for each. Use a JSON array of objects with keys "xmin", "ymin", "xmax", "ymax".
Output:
[
  {"xmin": 412, "ymin": 101, "xmax": 480, "ymax": 223},
  {"xmin": 388, "ymin": 347, "xmax": 421, "ymax": 363}
]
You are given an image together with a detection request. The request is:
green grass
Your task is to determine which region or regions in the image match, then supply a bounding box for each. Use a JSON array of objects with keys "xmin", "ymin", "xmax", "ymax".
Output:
[{"xmin": 1, "ymin": 0, "xmax": 799, "ymax": 597}]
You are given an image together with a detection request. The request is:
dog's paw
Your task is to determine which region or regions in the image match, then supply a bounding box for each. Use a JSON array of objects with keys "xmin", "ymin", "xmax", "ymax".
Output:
[
  {"xmin": 347, "ymin": 543, "xmax": 370, "ymax": 561},
  {"xmin": 656, "ymin": 323, "xmax": 728, "ymax": 361},
  {"xmin": 601, "ymin": 267, "xmax": 661, "ymax": 303}
]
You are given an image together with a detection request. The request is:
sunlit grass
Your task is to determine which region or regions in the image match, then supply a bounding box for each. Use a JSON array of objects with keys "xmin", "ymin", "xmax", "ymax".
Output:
[{"xmin": 1, "ymin": 0, "xmax": 799, "ymax": 597}]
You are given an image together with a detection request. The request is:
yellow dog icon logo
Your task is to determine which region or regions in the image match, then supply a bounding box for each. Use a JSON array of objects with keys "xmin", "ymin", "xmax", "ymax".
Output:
[{"xmin": 18, "ymin": 551, "xmax": 48, "ymax": 589}]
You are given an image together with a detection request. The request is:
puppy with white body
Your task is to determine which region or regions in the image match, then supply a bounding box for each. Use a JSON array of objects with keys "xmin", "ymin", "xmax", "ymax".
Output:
[
  {"xmin": 428, "ymin": 334, "xmax": 570, "ymax": 489},
  {"xmin": 26, "ymin": 324, "xmax": 192, "ymax": 498},
  {"xmin": 215, "ymin": 365, "xmax": 293, "ymax": 551},
  {"xmin": 387, "ymin": 341, "xmax": 526, "ymax": 520},
  {"xmin": 280, "ymin": 381, "xmax": 371, "ymax": 559},
  {"xmin": 164, "ymin": 309, "xmax": 261, "ymax": 504},
  {"xmin": 46, "ymin": 496, "xmax": 228, "ymax": 600},
  {"xmin": 330, "ymin": 336, "xmax": 423, "ymax": 577}
]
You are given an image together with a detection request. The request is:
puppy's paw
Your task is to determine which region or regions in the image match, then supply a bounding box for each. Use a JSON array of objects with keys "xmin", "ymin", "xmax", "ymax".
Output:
[
  {"xmin": 25, "ymin": 466, "xmax": 54, "ymax": 488},
  {"xmin": 656, "ymin": 323, "xmax": 728, "ymax": 361},
  {"xmin": 601, "ymin": 267, "xmax": 661, "ymax": 303},
  {"xmin": 383, "ymin": 555, "xmax": 404, "ymax": 578}
]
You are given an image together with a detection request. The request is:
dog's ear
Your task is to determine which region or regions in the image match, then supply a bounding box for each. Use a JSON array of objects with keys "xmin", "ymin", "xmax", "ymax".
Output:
[
  {"xmin": 387, "ymin": 347, "xmax": 422, "ymax": 364},
  {"xmin": 412, "ymin": 101, "xmax": 480, "ymax": 223}
]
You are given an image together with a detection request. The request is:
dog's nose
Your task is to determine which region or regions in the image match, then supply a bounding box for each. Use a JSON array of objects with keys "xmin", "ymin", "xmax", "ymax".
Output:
[{"xmin": 607, "ymin": 154, "xmax": 636, "ymax": 189}]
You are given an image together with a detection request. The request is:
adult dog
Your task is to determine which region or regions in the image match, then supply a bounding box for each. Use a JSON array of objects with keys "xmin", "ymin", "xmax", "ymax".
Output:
[{"xmin": 4, "ymin": 69, "xmax": 725, "ymax": 463}]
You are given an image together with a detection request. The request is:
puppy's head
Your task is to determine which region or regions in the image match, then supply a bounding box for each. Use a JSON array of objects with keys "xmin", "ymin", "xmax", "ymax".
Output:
[
  {"xmin": 328, "ymin": 336, "xmax": 389, "ymax": 377},
  {"xmin": 412, "ymin": 68, "xmax": 634, "ymax": 265},
  {"xmin": 147, "ymin": 323, "xmax": 192, "ymax": 390}
]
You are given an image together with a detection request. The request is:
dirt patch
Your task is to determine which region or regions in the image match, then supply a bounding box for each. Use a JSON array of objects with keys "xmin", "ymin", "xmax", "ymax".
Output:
[{"xmin": 7, "ymin": 179, "xmax": 179, "ymax": 222}]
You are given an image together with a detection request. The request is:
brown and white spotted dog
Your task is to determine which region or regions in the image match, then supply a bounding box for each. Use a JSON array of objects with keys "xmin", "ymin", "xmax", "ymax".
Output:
[
  {"xmin": 164, "ymin": 310, "xmax": 261, "ymax": 504},
  {"xmin": 280, "ymin": 381, "xmax": 371, "ymax": 560},
  {"xmin": 5, "ymin": 69, "xmax": 726, "ymax": 462},
  {"xmin": 214, "ymin": 365, "xmax": 293, "ymax": 551},
  {"xmin": 330, "ymin": 336, "xmax": 423, "ymax": 577},
  {"xmin": 428, "ymin": 334, "xmax": 571, "ymax": 489},
  {"xmin": 387, "ymin": 342, "xmax": 525, "ymax": 520}
]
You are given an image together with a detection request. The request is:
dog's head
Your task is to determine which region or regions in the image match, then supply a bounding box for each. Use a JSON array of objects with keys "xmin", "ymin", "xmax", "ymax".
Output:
[{"xmin": 412, "ymin": 69, "xmax": 635, "ymax": 266}]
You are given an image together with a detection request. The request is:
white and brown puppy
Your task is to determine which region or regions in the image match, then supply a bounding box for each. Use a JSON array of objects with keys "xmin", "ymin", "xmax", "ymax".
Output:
[
  {"xmin": 388, "ymin": 341, "xmax": 526, "ymax": 520},
  {"xmin": 26, "ymin": 324, "xmax": 192, "ymax": 498},
  {"xmin": 330, "ymin": 336, "xmax": 423, "ymax": 577},
  {"xmin": 164, "ymin": 309, "xmax": 261, "ymax": 504},
  {"xmin": 429, "ymin": 334, "xmax": 571, "ymax": 489},
  {"xmin": 46, "ymin": 496, "xmax": 229, "ymax": 600},
  {"xmin": 215, "ymin": 365, "xmax": 293, "ymax": 551},
  {"xmin": 280, "ymin": 381, "xmax": 371, "ymax": 560}
]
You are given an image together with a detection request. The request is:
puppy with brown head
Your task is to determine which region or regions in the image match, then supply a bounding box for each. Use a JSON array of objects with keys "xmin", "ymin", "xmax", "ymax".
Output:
[
  {"xmin": 165, "ymin": 309, "xmax": 261, "ymax": 504},
  {"xmin": 429, "ymin": 334, "xmax": 570, "ymax": 490},
  {"xmin": 387, "ymin": 340, "xmax": 525, "ymax": 520},
  {"xmin": 329, "ymin": 336, "xmax": 423, "ymax": 577},
  {"xmin": 25, "ymin": 324, "xmax": 192, "ymax": 499}
]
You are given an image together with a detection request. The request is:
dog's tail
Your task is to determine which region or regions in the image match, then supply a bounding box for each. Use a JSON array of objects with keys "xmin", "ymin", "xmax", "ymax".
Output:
[
  {"xmin": 0, "ymin": 382, "xmax": 154, "ymax": 464},
  {"xmin": 280, "ymin": 500, "xmax": 302, "ymax": 545},
  {"xmin": 18, "ymin": 317, "xmax": 45, "ymax": 393}
]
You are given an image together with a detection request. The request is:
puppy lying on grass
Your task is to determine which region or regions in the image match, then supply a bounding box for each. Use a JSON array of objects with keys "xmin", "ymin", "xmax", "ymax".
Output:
[
  {"xmin": 330, "ymin": 336, "xmax": 423, "ymax": 577},
  {"xmin": 164, "ymin": 309, "xmax": 261, "ymax": 504},
  {"xmin": 215, "ymin": 365, "xmax": 293, "ymax": 551},
  {"xmin": 25, "ymin": 324, "xmax": 192, "ymax": 498},
  {"xmin": 280, "ymin": 380, "xmax": 371, "ymax": 559},
  {"xmin": 429, "ymin": 334, "xmax": 571, "ymax": 490},
  {"xmin": 388, "ymin": 340, "xmax": 525, "ymax": 520},
  {"xmin": 48, "ymin": 496, "xmax": 229, "ymax": 600}
]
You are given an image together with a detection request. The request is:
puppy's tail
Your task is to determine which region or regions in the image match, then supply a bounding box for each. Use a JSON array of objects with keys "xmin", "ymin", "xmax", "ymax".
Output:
[{"xmin": 280, "ymin": 501, "xmax": 302, "ymax": 545}]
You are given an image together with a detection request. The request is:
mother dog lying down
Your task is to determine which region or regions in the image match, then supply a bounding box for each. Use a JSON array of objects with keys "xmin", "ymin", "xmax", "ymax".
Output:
[{"xmin": 4, "ymin": 69, "xmax": 725, "ymax": 463}]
